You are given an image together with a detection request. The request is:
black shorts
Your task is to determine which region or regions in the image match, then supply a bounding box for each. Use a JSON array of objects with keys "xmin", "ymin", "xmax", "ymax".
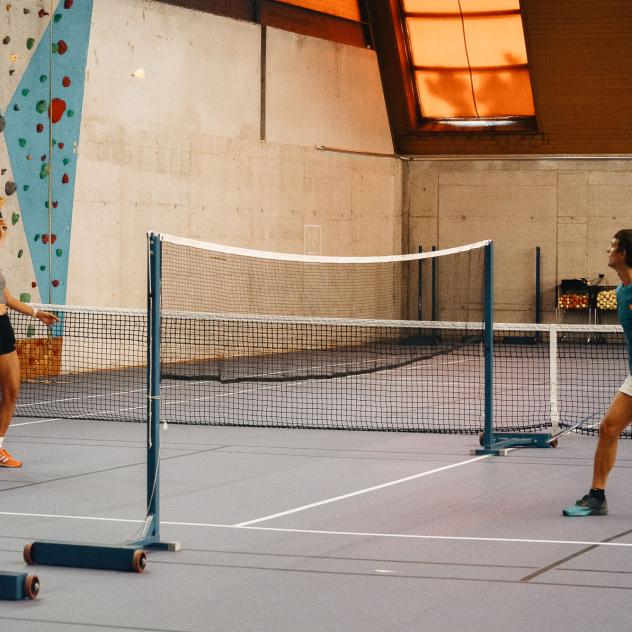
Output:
[{"xmin": 0, "ymin": 314, "xmax": 16, "ymax": 355}]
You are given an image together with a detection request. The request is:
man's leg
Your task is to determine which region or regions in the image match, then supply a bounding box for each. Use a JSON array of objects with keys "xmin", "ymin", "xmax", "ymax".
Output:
[
  {"xmin": 592, "ymin": 391, "xmax": 632, "ymax": 489},
  {"xmin": 563, "ymin": 391, "xmax": 632, "ymax": 516}
]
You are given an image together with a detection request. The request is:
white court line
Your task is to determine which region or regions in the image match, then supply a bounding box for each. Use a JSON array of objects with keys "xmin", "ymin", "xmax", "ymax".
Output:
[
  {"xmin": 234, "ymin": 455, "xmax": 491, "ymax": 527},
  {"xmin": 12, "ymin": 417, "xmax": 64, "ymax": 427},
  {"xmin": 1, "ymin": 510, "xmax": 631, "ymax": 549}
]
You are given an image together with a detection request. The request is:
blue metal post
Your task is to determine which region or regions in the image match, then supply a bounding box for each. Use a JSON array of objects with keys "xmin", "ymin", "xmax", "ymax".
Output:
[
  {"xmin": 483, "ymin": 242, "xmax": 494, "ymax": 451},
  {"xmin": 147, "ymin": 233, "xmax": 161, "ymax": 540},
  {"xmin": 535, "ymin": 246, "xmax": 541, "ymax": 324},
  {"xmin": 431, "ymin": 245, "xmax": 437, "ymax": 321},
  {"xmin": 417, "ymin": 245, "xmax": 423, "ymax": 320},
  {"xmin": 136, "ymin": 234, "xmax": 179, "ymax": 550}
]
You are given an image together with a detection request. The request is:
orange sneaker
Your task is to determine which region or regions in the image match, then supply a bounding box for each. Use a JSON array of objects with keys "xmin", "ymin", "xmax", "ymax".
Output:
[{"xmin": 0, "ymin": 448, "xmax": 22, "ymax": 468}]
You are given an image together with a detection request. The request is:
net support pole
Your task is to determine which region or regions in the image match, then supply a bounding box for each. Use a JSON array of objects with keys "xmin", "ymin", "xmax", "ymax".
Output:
[
  {"xmin": 535, "ymin": 246, "xmax": 541, "ymax": 324},
  {"xmin": 417, "ymin": 245, "xmax": 423, "ymax": 321},
  {"xmin": 549, "ymin": 325, "xmax": 560, "ymax": 434},
  {"xmin": 431, "ymin": 245, "xmax": 438, "ymax": 321},
  {"xmin": 133, "ymin": 232, "xmax": 180, "ymax": 552},
  {"xmin": 482, "ymin": 242, "xmax": 494, "ymax": 451}
]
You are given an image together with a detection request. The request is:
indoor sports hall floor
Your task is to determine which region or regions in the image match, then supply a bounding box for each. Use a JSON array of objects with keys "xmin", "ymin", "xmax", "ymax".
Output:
[{"xmin": 1, "ymin": 418, "xmax": 632, "ymax": 631}]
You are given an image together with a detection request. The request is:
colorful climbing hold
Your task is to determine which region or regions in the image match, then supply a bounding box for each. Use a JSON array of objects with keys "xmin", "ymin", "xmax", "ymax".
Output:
[
  {"xmin": 26, "ymin": 37, "xmax": 35, "ymax": 50},
  {"xmin": 11, "ymin": 212, "xmax": 18, "ymax": 225},
  {"xmin": 49, "ymin": 98, "xmax": 66, "ymax": 123},
  {"xmin": 18, "ymin": 138, "xmax": 26, "ymax": 147},
  {"xmin": 62, "ymin": 173, "xmax": 69, "ymax": 184},
  {"xmin": 62, "ymin": 76, "xmax": 71, "ymax": 87},
  {"xmin": 36, "ymin": 99, "xmax": 47, "ymax": 113}
]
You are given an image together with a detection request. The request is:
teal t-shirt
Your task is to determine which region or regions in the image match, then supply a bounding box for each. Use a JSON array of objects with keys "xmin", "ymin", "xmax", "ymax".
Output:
[{"xmin": 616, "ymin": 283, "xmax": 632, "ymax": 375}]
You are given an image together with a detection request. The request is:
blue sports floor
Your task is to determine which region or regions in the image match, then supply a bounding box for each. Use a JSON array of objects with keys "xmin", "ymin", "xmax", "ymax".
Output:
[{"xmin": 1, "ymin": 418, "xmax": 632, "ymax": 631}]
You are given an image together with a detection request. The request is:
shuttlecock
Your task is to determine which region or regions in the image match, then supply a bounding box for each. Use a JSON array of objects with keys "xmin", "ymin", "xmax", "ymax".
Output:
[{"xmin": 131, "ymin": 68, "xmax": 145, "ymax": 80}]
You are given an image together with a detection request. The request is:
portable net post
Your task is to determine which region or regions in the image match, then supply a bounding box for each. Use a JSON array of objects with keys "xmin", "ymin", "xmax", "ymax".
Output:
[
  {"xmin": 21, "ymin": 235, "xmax": 180, "ymax": 574},
  {"xmin": 130, "ymin": 232, "xmax": 180, "ymax": 552},
  {"xmin": 477, "ymin": 242, "xmax": 495, "ymax": 453}
]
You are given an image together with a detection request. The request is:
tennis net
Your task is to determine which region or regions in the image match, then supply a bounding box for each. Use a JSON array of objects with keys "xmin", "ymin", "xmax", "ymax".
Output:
[
  {"xmin": 10, "ymin": 231, "xmax": 629, "ymax": 437},
  {"xmin": 10, "ymin": 308, "xmax": 629, "ymax": 435},
  {"xmin": 148, "ymin": 232, "xmax": 492, "ymax": 431}
]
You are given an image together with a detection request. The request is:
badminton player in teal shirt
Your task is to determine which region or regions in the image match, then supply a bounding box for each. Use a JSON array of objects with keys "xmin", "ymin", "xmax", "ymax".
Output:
[{"xmin": 564, "ymin": 229, "xmax": 632, "ymax": 516}]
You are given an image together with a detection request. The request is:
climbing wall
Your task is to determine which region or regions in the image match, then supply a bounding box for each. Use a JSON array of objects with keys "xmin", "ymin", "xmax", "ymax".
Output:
[{"xmin": 0, "ymin": 0, "xmax": 93, "ymax": 305}]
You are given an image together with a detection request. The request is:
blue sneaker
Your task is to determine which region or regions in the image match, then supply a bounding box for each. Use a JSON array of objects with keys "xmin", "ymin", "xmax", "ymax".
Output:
[{"xmin": 563, "ymin": 494, "xmax": 608, "ymax": 516}]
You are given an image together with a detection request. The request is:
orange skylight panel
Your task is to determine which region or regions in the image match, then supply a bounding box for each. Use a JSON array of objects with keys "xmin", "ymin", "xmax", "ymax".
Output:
[{"xmin": 402, "ymin": 0, "xmax": 535, "ymax": 120}]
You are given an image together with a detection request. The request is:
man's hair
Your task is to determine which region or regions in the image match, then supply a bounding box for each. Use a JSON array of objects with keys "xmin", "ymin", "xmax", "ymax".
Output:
[{"xmin": 614, "ymin": 229, "xmax": 632, "ymax": 267}]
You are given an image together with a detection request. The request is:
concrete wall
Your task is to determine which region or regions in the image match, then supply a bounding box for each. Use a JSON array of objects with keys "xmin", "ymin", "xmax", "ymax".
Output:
[
  {"xmin": 5, "ymin": 1, "xmax": 628, "ymax": 325},
  {"xmin": 67, "ymin": 0, "xmax": 396, "ymax": 307},
  {"xmin": 406, "ymin": 159, "xmax": 632, "ymax": 323}
]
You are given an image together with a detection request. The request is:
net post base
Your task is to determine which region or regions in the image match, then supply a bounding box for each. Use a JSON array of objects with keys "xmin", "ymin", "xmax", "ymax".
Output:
[
  {"xmin": 471, "ymin": 447, "xmax": 511, "ymax": 456},
  {"xmin": 23, "ymin": 541, "xmax": 148, "ymax": 573},
  {"xmin": 473, "ymin": 431, "xmax": 556, "ymax": 455},
  {"xmin": 127, "ymin": 514, "xmax": 181, "ymax": 551},
  {"xmin": 137, "ymin": 538, "xmax": 181, "ymax": 552}
]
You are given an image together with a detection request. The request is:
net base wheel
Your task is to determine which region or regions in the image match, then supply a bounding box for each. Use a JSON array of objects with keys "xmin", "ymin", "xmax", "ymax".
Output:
[
  {"xmin": 132, "ymin": 550, "xmax": 147, "ymax": 573},
  {"xmin": 23, "ymin": 543, "xmax": 33, "ymax": 565},
  {"xmin": 23, "ymin": 575, "xmax": 39, "ymax": 599}
]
